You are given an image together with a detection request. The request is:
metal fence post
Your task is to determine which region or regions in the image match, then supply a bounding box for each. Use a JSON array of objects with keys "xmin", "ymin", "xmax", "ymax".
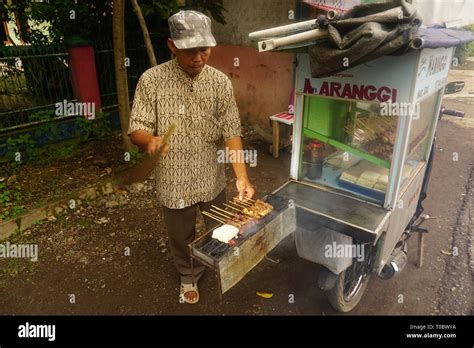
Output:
[{"xmin": 67, "ymin": 44, "xmax": 102, "ymax": 117}]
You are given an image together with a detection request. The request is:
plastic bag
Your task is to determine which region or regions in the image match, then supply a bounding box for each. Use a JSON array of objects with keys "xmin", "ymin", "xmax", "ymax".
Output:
[{"xmin": 295, "ymin": 225, "xmax": 353, "ymax": 275}]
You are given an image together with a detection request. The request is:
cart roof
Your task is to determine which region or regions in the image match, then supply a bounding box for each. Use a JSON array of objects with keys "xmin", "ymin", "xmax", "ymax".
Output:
[
  {"xmin": 412, "ymin": 25, "xmax": 474, "ymax": 50},
  {"xmin": 307, "ymin": 0, "xmax": 474, "ymax": 77}
]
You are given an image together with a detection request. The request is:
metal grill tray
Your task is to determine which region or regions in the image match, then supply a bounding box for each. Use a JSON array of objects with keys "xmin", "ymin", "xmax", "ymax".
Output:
[
  {"xmin": 190, "ymin": 194, "xmax": 289, "ymax": 263},
  {"xmin": 189, "ymin": 194, "xmax": 296, "ymax": 294}
]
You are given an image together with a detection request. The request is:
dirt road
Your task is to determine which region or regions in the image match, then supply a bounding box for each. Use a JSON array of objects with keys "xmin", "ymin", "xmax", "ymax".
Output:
[{"xmin": 0, "ymin": 73, "xmax": 472, "ymax": 316}]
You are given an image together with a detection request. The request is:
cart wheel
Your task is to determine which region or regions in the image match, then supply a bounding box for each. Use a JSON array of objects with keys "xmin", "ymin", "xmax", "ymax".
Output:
[{"xmin": 327, "ymin": 245, "xmax": 373, "ymax": 313}]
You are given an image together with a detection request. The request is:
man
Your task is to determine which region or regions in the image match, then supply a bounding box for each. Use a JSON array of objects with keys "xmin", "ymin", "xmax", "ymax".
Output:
[{"xmin": 128, "ymin": 10, "xmax": 255, "ymax": 304}]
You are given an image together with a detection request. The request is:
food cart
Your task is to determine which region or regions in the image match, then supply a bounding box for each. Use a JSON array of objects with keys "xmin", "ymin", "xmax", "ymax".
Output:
[
  {"xmin": 192, "ymin": 45, "xmax": 457, "ymax": 312},
  {"xmin": 189, "ymin": 3, "xmax": 473, "ymax": 311},
  {"xmin": 270, "ymin": 46, "xmax": 454, "ymax": 312}
]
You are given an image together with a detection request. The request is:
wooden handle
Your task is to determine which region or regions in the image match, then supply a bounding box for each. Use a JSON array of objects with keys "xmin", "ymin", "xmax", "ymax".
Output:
[{"xmin": 161, "ymin": 123, "xmax": 177, "ymax": 148}]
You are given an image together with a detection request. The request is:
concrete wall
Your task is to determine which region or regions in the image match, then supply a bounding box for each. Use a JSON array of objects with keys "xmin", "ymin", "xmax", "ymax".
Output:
[
  {"xmin": 208, "ymin": 45, "xmax": 294, "ymax": 133},
  {"xmin": 212, "ymin": 0, "xmax": 297, "ymax": 47},
  {"xmin": 208, "ymin": 0, "xmax": 296, "ymax": 135}
]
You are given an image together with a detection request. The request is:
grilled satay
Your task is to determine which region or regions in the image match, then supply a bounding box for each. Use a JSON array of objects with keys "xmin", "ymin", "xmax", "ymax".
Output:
[
  {"xmin": 242, "ymin": 208, "xmax": 261, "ymax": 218},
  {"xmin": 255, "ymin": 199, "xmax": 273, "ymax": 209},
  {"xmin": 241, "ymin": 200, "xmax": 274, "ymax": 218},
  {"xmin": 210, "ymin": 200, "xmax": 274, "ymax": 243},
  {"xmin": 225, "ymin": 214, "xmax": 256, "ymax": 227}
]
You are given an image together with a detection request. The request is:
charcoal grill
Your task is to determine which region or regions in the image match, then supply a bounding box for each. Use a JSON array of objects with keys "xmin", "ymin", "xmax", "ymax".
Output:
[{"xmin": 189, "ymin": 194, "xmax": 296, "ymax": 294}]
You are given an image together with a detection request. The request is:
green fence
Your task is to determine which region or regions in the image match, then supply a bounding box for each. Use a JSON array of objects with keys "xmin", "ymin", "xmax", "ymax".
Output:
[
  {"xmin": 0, "ymin": 41, "xmax": 151, "ymax": 133},
  {"xmin": 0, "ymin": 44, "xmax": 74, "ymax": 131}
]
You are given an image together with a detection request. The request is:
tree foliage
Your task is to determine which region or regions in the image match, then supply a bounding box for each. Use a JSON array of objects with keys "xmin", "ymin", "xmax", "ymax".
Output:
[{"xmin": 5, "ymin": 0, "xmax": 226, "ymax": 45}]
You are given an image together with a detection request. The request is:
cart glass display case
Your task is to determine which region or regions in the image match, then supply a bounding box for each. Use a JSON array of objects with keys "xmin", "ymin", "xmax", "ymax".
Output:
[
  {"xmin": 298, "ymin": 96, "xmax": 396, "ymax": 205},
  {"xmin": 291, "ymin": 49, "xmax": 453, "ymax": 210}
]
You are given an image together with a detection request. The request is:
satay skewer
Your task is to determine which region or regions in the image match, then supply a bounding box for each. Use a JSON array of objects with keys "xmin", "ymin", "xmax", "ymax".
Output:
[
  {"xmin": 231, "ymin": 200, "xmax": 251, "ymax": 208},
  {"xmin": 232, "ymin": 197, "xmax": 253, "ymax": 204},
  {"xmin": 228, "ymin": 200, "xmax": 252, "ymax": 210},
  {"xmin": 202, "ymin": 211, "xmax": 226, "ymax": 224},
  {"xmin": 234, "ymin": 197, "xmax": 256, "ymax": 204},
  {"xmin": 210, "ymin": 209, "xmax": 234, "ymax": 220},
  {"xmin": 234, "ymin": 196, "xmax": 256, "ymax": 202},
  {"xmin": 235, "ymin": 200, "xmax": 253, "ymax": 207},
  {"xmin": 211, "ymin": 205, "xmax": 235, "ymax": 217},
  {"xmin": 223, "ymin": 203, "xmax": 242, "ymax": 212}
]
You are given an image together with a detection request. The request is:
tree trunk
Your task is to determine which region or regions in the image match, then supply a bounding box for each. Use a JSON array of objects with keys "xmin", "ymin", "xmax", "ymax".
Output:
[
  {"xmin": 131, "ymin": 0, "xmax": 157, "ymax": 67},
  {"xmin": 113, "ymin": 0, "xmax": 132, "ymax": 151}
]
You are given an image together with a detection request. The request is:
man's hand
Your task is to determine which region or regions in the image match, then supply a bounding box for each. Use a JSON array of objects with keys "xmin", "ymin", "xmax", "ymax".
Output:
[
  {"xmin": 130, "ymin": 131, "xmax": 170, "ymax": 158},
  {"xmin": 236, "ymin": 176, "xmax": 255, "ymax": 201},
  {"xmin": 224, "ymin": 137, "xmax": 255, "ymax": 201},
  {"xmin": 147, "ymin": 136, "xmax": 170, "ymax": 157}
]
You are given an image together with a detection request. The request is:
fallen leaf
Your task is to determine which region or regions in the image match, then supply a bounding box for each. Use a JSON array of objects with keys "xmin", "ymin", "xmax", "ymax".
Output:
[{"xmin": 256, "ymin": 292, "xmax": 273, "ymax": 299}]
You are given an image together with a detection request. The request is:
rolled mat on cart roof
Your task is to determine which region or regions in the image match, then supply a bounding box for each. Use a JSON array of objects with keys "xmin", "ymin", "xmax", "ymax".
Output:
[{"xmin": 308, "ymin": 0, "xmax": 474, "ymax": 78}]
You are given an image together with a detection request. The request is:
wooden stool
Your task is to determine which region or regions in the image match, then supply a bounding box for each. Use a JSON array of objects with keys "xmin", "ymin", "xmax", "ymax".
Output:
[{"xmin": 270, "ymin": 112, "xmax": 294, "ymax": 159}]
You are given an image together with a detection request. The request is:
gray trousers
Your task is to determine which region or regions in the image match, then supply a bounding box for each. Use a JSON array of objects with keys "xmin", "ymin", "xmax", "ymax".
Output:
[{"xmin": 162, "ymin": 190, "xmax": 226, "ymax": 284}]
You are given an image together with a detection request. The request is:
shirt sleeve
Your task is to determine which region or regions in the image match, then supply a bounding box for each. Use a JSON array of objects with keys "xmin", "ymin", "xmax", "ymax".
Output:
[
  {"xmin": 127, "ymin": 73, "xmax": 156, "ymax": 136},
  {"xmin": 220, "ymin": 77, "xmax": 242, "ymax": 142}
]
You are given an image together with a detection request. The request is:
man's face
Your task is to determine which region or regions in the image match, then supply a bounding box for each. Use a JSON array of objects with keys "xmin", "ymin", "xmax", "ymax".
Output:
[{"xmin": 167, "ymin": 39, "xmax": 211, "ymax": 78}]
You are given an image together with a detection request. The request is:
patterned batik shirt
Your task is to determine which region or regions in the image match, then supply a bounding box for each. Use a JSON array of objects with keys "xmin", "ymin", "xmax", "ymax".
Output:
[{"xmin": 128, "ymin": 59, "xmax": 242, "ymax": 209}]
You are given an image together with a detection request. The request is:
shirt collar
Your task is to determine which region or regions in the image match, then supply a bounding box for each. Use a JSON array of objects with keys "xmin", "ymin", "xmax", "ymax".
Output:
[{"xmin": 172, "ymin": 58, "xmax": 207, "ymax": 82}]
